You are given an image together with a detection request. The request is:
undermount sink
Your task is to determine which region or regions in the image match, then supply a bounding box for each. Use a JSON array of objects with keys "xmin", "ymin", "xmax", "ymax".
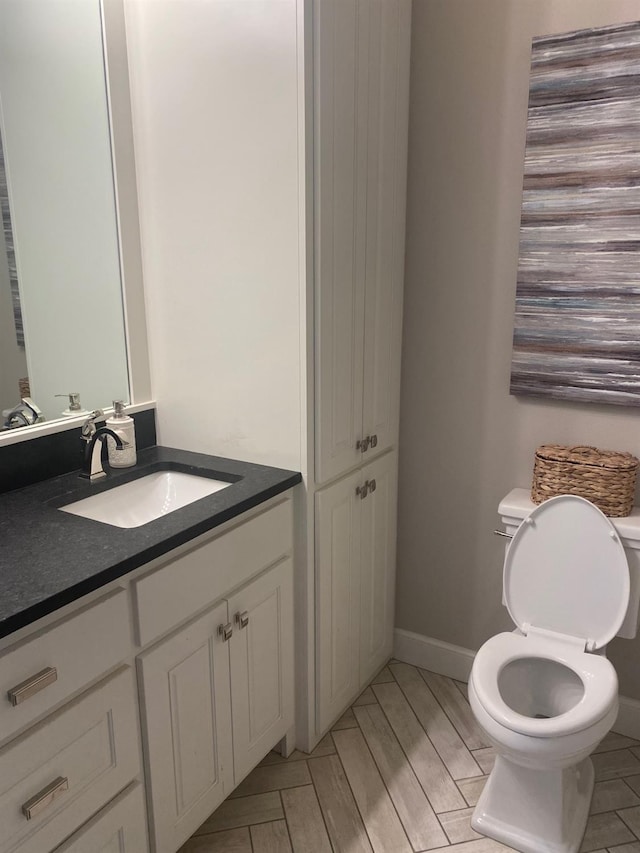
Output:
[{"xmin": 60, "ymin": 470, "xmax": 232, "ymax": 528}]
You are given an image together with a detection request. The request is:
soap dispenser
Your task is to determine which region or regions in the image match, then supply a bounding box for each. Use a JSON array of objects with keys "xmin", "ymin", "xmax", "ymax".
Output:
[
  {"xmin": 55, "ymin": 393, "xmax": 90, "ymax": 418},
  {"xmin": 106, "ymin": 400, "xmax": 137, "ymax": 468}
]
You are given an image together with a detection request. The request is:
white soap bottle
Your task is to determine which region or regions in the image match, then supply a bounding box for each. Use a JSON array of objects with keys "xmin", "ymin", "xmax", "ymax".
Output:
[{"xmin": 106, "ymin": 400, "xmax": 137, "ymax": 468}]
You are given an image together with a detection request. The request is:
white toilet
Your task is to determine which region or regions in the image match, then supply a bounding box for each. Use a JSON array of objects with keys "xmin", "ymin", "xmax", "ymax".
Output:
[{"xmin": 469, "ymin": 490, "xmax": 640, "ymax": 853}]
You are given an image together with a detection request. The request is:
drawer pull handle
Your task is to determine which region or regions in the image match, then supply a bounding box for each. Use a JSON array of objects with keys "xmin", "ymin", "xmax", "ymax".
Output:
[
  {"xmin": 370, "ymin": 434, "xmax": 378, "ymax": 448},
  {"xmin": 369, "ymin": 478, "xmax": 377, "ymax": 493},
  {"xmin": 218, "ymin": 622, "xmax": 233, "ymax": 642},
  {"xmin": 235, "ymin": 611, "xmax": 249, "ymax": 629},
  {"xmin": 356, "ymin": 436, "xmax": 371, "ymax": 452},
  {"xmin": 22, "ymin": 776, "xmax": 69, "ymax": 820},
  {"xmin": 356, "ymin": 482, "xmax": 369, "ymax": 499},
  {"xmin": 8, "ymin": 667, "xmax": 58, "ymax": 706}
]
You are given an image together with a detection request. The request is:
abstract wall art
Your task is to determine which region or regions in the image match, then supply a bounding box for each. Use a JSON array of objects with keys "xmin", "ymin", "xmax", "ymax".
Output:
[{"xmin": 510, "ymin": 20, "xmax": 640, "ymax": 406}]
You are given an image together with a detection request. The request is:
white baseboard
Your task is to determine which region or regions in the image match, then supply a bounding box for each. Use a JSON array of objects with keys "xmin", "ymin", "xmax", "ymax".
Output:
[
  {"xmin": 393, "ymin": 628, "xmax": 640, "ymax": 741},
  {"xmin": 394, "ymin": 628, "xmax": 475, "ymax": 682}
]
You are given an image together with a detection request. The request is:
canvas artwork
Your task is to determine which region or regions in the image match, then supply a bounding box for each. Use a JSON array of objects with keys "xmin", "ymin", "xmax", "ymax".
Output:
[{"xmin": 510, "ymin": 20, "xmax": 640, "ymax": 406}]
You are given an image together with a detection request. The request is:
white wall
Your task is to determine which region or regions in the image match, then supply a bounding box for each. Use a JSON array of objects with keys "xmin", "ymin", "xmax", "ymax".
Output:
[
  {"xmin": 398, "ymin": 0, "xmax": 640, "ymax": 699},
  {"xmin": 0, "ymin": 0, "xmax": 129, "ymax": 421},
  {"xmin": 125, "ymin": 0, "xmax": 303, "ymax": 472}
]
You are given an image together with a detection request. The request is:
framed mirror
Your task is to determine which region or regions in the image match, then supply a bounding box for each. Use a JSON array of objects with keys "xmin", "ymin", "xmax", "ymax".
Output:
[{"xmin": 0, "ymin": 0, "xmax": 149, "ymax": 436}]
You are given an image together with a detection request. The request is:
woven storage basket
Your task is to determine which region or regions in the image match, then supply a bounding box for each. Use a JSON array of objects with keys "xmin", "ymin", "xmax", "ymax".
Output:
[{"xmin": 531, "ymin": 445, "xmax": 639, "ymax": 517}]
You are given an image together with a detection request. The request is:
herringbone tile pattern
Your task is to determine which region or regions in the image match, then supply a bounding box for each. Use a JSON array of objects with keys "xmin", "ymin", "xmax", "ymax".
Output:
[{"xmin": 179, "ymin": 662, "xmax": 640, "ymax": 853}]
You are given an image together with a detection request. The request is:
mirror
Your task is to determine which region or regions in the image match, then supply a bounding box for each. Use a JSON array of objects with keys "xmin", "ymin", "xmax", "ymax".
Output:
[{"xmin": 0, "ymin": 0, "xmax": 129, "ymax": 431}]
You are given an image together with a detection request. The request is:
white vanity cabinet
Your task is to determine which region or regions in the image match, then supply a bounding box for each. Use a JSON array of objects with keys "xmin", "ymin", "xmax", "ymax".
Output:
[
  {"xmin": 0, "ymin": 490, "xmax": 296, "ymax": 853},
  {"xmin": 316, "ymin": 451, "xmax": 398, "ymax": 732},
  {"xmin": 138, "ymin": 556, "xmax": 294, "ymax": 853}
]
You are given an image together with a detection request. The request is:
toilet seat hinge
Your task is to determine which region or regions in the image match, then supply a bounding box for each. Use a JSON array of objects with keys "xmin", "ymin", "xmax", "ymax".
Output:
[{"xmin": 523, "ymin": 623, "xmax": 592, "ymax": 651}]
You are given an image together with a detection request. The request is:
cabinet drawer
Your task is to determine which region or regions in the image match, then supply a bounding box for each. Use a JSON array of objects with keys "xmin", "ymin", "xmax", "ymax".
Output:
[
  {"xmin": 0, "ymin": 589, "xmax": 131, "ymax": 744},
  {"xmin": 134, "ymin": 497, "xmax": 293, "ymax": 646},
  {"xmin": 53, "ymin": 783, "xmax": 148, "ymax": 853},
  {"xmin": 0, "ymin": 667, "xmax": 140, "ymax": 853}
]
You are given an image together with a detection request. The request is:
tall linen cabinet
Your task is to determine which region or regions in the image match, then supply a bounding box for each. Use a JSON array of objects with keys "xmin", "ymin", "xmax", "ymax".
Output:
[{"xmin": 310, "ymin": 0, "xmax": 411, "ymax": 736}]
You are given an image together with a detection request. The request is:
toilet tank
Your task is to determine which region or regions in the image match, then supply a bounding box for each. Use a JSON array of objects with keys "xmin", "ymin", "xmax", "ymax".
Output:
[{"xmin": 498, "ymin": 488, "xmax": 640, "ymax": 640}]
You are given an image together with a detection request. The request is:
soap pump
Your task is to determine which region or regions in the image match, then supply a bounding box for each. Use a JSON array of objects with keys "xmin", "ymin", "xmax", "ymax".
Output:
[
  {"xmin": 105, "ymin": 400, "xmax": 137, "ymax": 468},
  {"xmin": 55, "ymin": 393, "xmax": 90, "ymax": 418}
]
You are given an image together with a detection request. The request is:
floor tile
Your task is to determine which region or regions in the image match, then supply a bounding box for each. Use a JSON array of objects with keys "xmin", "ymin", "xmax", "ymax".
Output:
[
  {"xmin": 589, "ymin": 780, "xmax": 640, "ymax": 815},
  {"xmin": 195, "ymin": 792, "xmax": 283, "ymax": 834},
  {"xmin": 579, "ymin": 813, "xmax": 635, "ymax": 852},
  {"xmin": 438, "ymin": 806, "xmax": 482, "ymax": 844},
  {"xmin": 371, "ymin": 666, "xmax": 395, "ymax": 685},
  {"xmin": 608, "ymin": 844, "xmax": 640, "ymax": 853},
  {"xmin": 332, "ymin": 707, "xmax": 358, "ymax": 730},
  {"xmin": 280, "ymin": 785, "xmax": 332, "ymax": 853},
  {"xmin": 178, "ymin": 827, "xmax": 252, "ymax": 853},
  {"xmin": 373, "ymin": 680, "xmax": 466, "ymax": 812},
  {"xmin": 250, "ymin": 820, "xmax": 292, "ymax": 852},
  {"xmin": 457, "ymin": 776, "xmax": 487, "ymax": 808},
  {"xmin": 333, "ymin": 727, "xmax": 412, "ymax": 853},
  {"xmin": 354, "ymin": 703, "xmax": 448, "ymax": 850},
  {"xmin": 592, "ymin": 750, "xmax": 640, "ymax": 782},
  {"xmin": 426, "ymin": 838, "xmax": 514, "ymax": 853},
  {"xmin": 625, "ymin": 776, "xmax": 640, "ymax": 798},
  {"xmin": 593, "ymin": 732, "xmax": 640, "ymax": 754},
  {"xmin": 454, "ymin": 680, "xmax": 469, "ymax": 700},
  {"xmin": 618, "ymin": 806, "xmax": 640, "ymax": 839},
  {"xmin": 420, "ymin": 669, "xmax": 490, "ymax": 750},
  {"xmin": 353, "ymin": 686, "xmax": 378, "ymax": 706},
  {"xmin": 471, "ymin": 747, "xmax": 496, "ymax": 775},
  {"xmin": 309, "ymin": 754, "xmax": 373, "ymax": 853},
  {"xmin": 391, "ymin": 663, "xmax": 481, "ymax": 780},
  {"xmin": 230, "ymin": 761, "xmax": 310, "ymax": 798}
]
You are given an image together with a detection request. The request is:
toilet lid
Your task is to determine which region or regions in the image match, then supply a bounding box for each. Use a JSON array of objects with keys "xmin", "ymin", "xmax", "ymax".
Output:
[{"xmin": 504, "ymin": 495, "xmax": 629, "ymax": 650}]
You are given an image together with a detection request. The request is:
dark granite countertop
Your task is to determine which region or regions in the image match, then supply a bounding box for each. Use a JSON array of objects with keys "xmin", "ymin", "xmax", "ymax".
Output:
[{"xmin": 0, "ymin": 446, "xmax": 301, "ymax": 640}]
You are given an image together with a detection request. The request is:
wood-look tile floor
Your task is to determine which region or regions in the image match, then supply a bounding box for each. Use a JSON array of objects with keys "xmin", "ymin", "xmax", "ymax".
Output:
[{"xmin": 179, "ymin": 661, "xmax": 640, "ymax": 853}]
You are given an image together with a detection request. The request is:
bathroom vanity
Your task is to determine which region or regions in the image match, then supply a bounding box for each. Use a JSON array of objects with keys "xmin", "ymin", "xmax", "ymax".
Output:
[{"xmin": 0, "ymin": 449, "xmax": 301, "ymax": 853}]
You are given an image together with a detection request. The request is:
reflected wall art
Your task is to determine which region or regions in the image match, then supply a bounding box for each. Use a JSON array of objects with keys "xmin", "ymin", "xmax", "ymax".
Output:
[{"xmin": 510, "ymin": 20, "xmax": 640, "ymax": 406}]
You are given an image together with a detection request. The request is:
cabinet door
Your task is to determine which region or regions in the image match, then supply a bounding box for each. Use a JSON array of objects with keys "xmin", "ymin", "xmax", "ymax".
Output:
[
  {"xmin": 316, "ymin": 471, "xmax": 362, "ymax": 732},
  {"xmin": 314, "ymin": 0, "xmax": 367, "ymax": 484},
  {"xmin": 362, "ymin": 0, "xmax": 411, "ymax": 459},
  {"xmin": 137, "ymin": 601, "xmax": 234, "ymax": 853},
  {"xmin": 227, "ymin": 558, "xmax": 294, "ymax": 782},
  {"xmin": 360, "ymin": 452, "xmax": 398, "ymax": 684}
]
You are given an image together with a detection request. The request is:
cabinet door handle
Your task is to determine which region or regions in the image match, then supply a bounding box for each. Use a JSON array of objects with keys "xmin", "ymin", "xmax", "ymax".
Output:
[
  {"xmin": 370, "ymin": 434, "xmax": 378, "ymax": 448},
  {"xmin": 356, "ymin": 482, "xmax": 369, "ymax": 499},
  {"xmin": 217, "ymin": 622, "xmax": 233, "ymax": 642},
  {"xmin": 8, "ymin": 667, "xmax": 58, "ymax": 707},
  {"xmin": 356, "ymin": 436, "xmax": 371, "ymax": 452},
  {"xmin": 22, "ymin": 776, "xmax": 68, "ymax": 820},
  {"xmin": 235, "ymin": 611, "xmax": 249, "ymax": 629},
  {"xmin": 369, "ymin": 478, "xmax": 377, "ymax": 493}
]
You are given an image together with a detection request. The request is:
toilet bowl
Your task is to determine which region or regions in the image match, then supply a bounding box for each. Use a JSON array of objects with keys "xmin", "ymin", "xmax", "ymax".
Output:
[{"xmin": 469, "ymin": 495, "xmax": 630, "ymax": 853}]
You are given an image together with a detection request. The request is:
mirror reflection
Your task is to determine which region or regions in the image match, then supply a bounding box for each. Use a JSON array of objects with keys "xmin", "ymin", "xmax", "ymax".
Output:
[{"xmin": 0, "ymin": 0, "xmax": 129, "ymax": 431}]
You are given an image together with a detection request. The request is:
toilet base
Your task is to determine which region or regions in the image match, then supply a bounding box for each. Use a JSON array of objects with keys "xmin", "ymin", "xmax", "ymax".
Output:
[{"xmin": 471, "ymin": 754, "xmax": 594, "ymax": 853}]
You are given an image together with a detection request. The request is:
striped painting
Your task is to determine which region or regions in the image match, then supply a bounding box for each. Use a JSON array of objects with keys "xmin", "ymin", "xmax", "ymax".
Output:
[{"xmin": 510, "ymin": 20, "xmax": 640, "ymax": 406}]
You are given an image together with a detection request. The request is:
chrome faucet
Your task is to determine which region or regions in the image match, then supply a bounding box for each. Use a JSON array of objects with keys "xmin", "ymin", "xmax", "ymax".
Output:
[{"xmin": 79, "ymin": 410, "xmax": 125, "ymax": 482}]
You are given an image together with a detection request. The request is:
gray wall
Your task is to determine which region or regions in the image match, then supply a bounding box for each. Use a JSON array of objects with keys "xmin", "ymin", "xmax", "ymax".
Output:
[{"xmin": 397, "ymin": 0, "xmax": 640, "ymax": 699}]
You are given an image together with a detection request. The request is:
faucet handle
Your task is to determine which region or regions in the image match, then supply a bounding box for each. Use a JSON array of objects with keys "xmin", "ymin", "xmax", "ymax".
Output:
[{"xmin": 81, "ymin": 409, "xmax": 105, "ymax": 440}]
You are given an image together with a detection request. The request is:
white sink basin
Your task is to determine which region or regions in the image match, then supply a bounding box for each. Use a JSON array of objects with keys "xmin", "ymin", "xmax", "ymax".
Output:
[{"xmin": 60, "ymin": 470, "xmax": 232, "ymax": 528}]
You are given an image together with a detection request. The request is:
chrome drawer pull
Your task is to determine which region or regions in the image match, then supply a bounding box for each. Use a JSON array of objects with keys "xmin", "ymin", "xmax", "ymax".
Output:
[
  {"xmin": 356, "ymin": 482, "xmax": 369, "ymax": 499},
  {"xmin": 8, "ymin": 667, "xmax": 58, "ymax": 706},
  {"xmin": 218, "ymin": 622, "xmax": 233, "ymax": 642},
  {"xmin": 22, "ymin": 776, "xmax": 69, "ymax": 820},
  {"xmin": 356, "ymin": 436, "xmax": 371, "ymax": 452},
  {"xmin": 235, "ymin": 611, "xmax": 249, "ymax": 629}
]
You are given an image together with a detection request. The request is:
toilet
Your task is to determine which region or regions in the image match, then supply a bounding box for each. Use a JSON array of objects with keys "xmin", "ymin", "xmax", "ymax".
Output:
[{"xmin": 469, "ymin": 490, "xmax": 640, "ymax": 853}]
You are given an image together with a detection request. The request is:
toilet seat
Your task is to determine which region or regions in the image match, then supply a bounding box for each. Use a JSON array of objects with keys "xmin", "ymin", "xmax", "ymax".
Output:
[
  {"xmin": 471, "ymin": 631, "xmax": 618, "ymax": 738},
  {"xmin": 503, "ymin": 495, "xmax": 629, "ymax": 651}
]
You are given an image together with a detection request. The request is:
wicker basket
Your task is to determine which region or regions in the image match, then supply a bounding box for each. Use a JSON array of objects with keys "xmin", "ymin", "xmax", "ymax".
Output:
[{"xmin": 531, "ymin": 444, "xmax": 639, "ymax": 517}]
